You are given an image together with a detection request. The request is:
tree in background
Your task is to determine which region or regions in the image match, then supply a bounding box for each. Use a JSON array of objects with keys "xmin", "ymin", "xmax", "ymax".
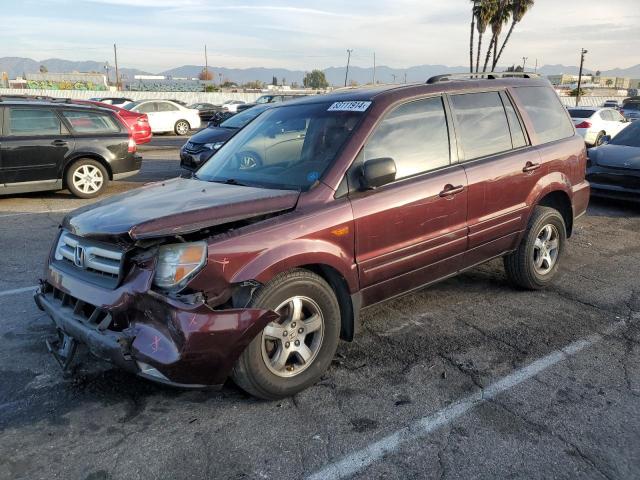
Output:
[
  {"xmin": 243, "ymin": 80, "xmax": 265, "ymax": 89},
  {"xmin": 492, "ymin": 0, "xmax": 535, "ymax": 70},
  {"xmin": 303, "ymin": 70, "xmax": 329, "ymax": 89},
  {"xmin": 605, "ymin": 79, "xmax": 613, "ymax": 87},
  {"xmin": 204, "ymin": 85, "xmax": 219, "ymax": 92},
  {"xmin": 569, "ymin": 87, "xmax": 586, "ymax": 97},
  {"xmin": 39, "ymin": 65, "xmax": 48, "ymax": 73},
  {"xmin": 199, "ymin": 69, "xmax": 214, "ymax": 81},
  {"xmin": 473, "ymin": 0, "xmax": 494, "ymax": 73},
  {"xmin": 272, "ymin": 76, "xmax": 278, "ymax": 86},
  {"xmin": 482, "ymin": 0, "xmax": 511, "ymax": 72}
]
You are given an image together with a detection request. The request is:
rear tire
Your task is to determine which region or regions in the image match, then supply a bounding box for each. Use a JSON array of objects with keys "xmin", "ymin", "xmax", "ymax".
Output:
[
  {"xmin": 174, "ymin": 120, "xmax": 190, "ymax": 135},
  {"xmin": 595, "ymin": 130, "xmax": 606, "ymax": 146},
  {"xmin": 232, "ymin": 269, "xmax": 340, "ymax": 399},
  {"xmin": 504, "ymin": 206, "xmax": 567, "ymax": 290},
  {"xmin": 65, "ymin": 158, "xmax": 109, "ymax": 198}
]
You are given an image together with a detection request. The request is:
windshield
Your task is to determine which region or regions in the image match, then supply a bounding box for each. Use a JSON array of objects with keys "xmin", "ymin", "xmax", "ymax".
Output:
[
  {"xmin": 623, "ymin": 103, "xmax": 640, "ymax": 111},
  {"xmin": 196, "ymin": 101, "xmax": 365, "ymax": 190},
  {"xmin": 219, "ymin": 105, "xmax": 270, "ymax": 129},
  {"xmin": 568, "ymin": 109, "xmax": 595, "ymax": 118},
  {"xmin": 610, "ymin": 122, "xmax": 640, "ymax": 147}
]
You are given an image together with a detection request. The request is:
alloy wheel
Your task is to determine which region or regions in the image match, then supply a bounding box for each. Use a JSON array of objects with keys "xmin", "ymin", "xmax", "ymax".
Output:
[
  {"xmin": 72, "ymin": 164, "xmax": 104, "ymax": 195},
  {"xmin": 239, "ymin": 155, "xmax": 258, "ymax": 170},
  {"xmin": 533, "ymin": 224, "xmax": 560, "ymax": 275},
  {"xmin": 261, "ymin": 296, "xmax": 324, "ymax": 378},
  {"xmin": 176, "ymin": 121, "xmax": 189, "ymax": 135}
]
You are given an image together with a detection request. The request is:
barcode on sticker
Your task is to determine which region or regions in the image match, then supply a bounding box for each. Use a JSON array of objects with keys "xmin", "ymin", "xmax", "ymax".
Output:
[{"xmin": 327, "ymin": 101, "xmax": 372, "ymax": 112}]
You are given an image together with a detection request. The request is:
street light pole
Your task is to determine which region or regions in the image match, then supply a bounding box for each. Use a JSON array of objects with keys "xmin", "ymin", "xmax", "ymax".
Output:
[
  {"xmin": 113, "ymin": 43, "xmax": 120, "ymax": 91},
  {"xmin": 576, "ymin": 48, "xmax": 588, "ymax": 107},
  {"xmin": 522, "ymin": 56, "xmax": 527, "ymax": 72},
  {"xmin": 344, "ymin": 49, "xmax": 353, "ymax": 87}
]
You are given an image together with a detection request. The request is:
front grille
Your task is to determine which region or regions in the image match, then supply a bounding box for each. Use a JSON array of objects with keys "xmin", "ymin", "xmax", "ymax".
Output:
[
  {"xmin": 43, "ymin": 283, "xmax": 114, "ymax": 330},
  {"xmin": 54, "ymin": 231, "xmax": 126, "ymax": 288},
  {"xmin": 587, "ymin": 172, "xmax": 640, "ymax": 190}
]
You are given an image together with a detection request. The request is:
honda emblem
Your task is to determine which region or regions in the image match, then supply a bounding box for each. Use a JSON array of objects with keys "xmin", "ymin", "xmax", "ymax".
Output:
[{"xmin": 74, "ymin": 246, "xmax": 86, "ymax": 269}]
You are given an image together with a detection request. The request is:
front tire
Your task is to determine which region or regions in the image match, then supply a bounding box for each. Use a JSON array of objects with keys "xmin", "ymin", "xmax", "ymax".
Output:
[
  {"xmin": 504, "ymin": 206, "xmax": 567, "ymax": 290},
  {"xmin": 65, "ymin": 158, "xmax": 109, "ymax": 198},
  {"xmin": 232, "ymin": 269, "xmax": 341, "ymax": 399},
  {"xmin": 174, "ymin": 120, "xmax": 190, "ymax": 135},
  {"xmin": 594, "ymin": 130, "xmax": 606, "ymax": 146}
]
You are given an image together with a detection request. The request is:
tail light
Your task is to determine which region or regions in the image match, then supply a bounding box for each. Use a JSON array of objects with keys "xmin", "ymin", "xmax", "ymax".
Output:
[
  {"xmin": 575, "ymin": 121, "xmax": 591, "ymax": 129},
  {"xmin": 137, "ymin": 117, "xmax": 149, "ymax": 126},
  {"xmin": 128, "ymin": 136, "xmax": 137, "ymax": 153}
]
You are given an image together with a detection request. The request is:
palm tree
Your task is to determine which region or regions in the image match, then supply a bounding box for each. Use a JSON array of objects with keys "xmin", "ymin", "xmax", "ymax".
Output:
[
  {"xmin": 493, "ymin": 0, "xmax": 535, "ymax": 70},
  {"xmin": 470, "ymin": 1, "xmax": 479, "ymax": 73},
  {"xmin": 482, "ymin": 0, "xmax": 511, "ymax": 72},
  {"xmin": 475, "ymin": 0, "xmax": 495, "ymax": 73}
]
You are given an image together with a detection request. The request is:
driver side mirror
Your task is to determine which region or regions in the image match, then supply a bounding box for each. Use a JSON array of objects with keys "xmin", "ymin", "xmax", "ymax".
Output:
[{"xmin": 361, "ymin": 157, "xmax": 397, "ymax": 189}]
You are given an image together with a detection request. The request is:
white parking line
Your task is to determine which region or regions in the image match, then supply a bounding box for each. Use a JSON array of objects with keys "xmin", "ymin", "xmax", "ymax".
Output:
[
  {"xmin": 0, "ymin": 285, "xmax": 38, "ymax": 298},
  {"xmin": 0, "ymin": 209, "xmax": 73, "ymax": 218},
  {"xmin": 307, "ymin": 320, "xmax": 626, "ymax": 480}
]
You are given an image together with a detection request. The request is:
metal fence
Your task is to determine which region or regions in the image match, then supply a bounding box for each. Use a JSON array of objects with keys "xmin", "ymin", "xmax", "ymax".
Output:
[
  {"xmin": 558, "ymin": 96, "xmax": 627, "ymax": 107},
  {"xmin": 0, "ymin": 88, "xmax": 263, "ymax": 104}
]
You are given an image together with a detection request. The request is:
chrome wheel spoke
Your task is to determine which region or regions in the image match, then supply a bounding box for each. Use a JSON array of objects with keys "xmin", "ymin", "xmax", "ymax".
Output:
[
  {"xmin": 304, "ymin": 314, "xmax": 322, "ymax": 333},
  {"xmin": 290, "ymin": 297, "xmax": 303, "ymax": 322},
  {"xmin": 272, "ymin": 346, "xmax": 289, "ymax": 371},
  {"xmin": 534, "ymin": 237, "xmax": 544, "ymax": 250},
  {"xmin": 547, "ymin": 239, "xmax": 559, "ymax": 251},
  {"xmin": 296, "ymin": 344, "xmax": 313, "ymax": 364},
  {"xmin": 264, "ymin": 323, "xmax": 286, "ymax": 339}
]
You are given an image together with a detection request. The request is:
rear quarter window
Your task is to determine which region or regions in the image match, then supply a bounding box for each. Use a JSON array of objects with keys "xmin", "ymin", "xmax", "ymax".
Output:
[
  {"xmin": 62, "ymin": 111, "xmax": 121, "ymax": 134},
  {"xmin": 514, "ymin": 86, "xmax": 574, "ymax": 144}
]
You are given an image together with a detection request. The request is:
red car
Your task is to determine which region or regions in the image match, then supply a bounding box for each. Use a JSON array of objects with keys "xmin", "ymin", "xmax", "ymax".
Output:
[
  {"xmin": 37, "ymin": 74, "xmax": 589, "ymax": 398},
  {"xmin": 72, "ymin": 100, "xmax": 152, "ymax": 145}
]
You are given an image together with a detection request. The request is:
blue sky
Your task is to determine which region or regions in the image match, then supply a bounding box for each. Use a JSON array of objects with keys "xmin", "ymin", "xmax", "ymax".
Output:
[{"xmin": 1, "ymin": 0, "xmax": 638, "ymax": 73}]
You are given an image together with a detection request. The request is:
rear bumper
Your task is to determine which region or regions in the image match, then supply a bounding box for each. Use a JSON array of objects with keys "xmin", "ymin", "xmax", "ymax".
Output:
[
  {"xmin": 109, "ymin": 154, "xmax": 142, "ymax": 177},
  {"xmin": 36, "ymin": 263, "xmax": 279, "ymax": 388}
]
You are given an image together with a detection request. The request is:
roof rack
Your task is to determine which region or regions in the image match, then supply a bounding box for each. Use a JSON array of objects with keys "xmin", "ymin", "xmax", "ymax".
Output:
[
  {"xmin": 426, "ymin": 71, "xmax": 541, "ymax": 84},
  {"xmin": 0, "ymin": 94, "xmax": 62, "ymax": 102}
]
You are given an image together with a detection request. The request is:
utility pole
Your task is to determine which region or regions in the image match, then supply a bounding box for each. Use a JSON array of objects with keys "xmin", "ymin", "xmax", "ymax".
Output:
[
  {"xmin": 534, "ymin": 58, "xmax": 538, "ymax": 73},
  {"xmin": 344, "ymin": 49, "xmax": 353, "ymax": 87},
  {"xmin": 373, "ymin": 52, "xmax": 376, "ymax": 85},
  {"xmin": 576, "ymin": 48, "xmax": 588, "ymax": 107},
  {"xmin": 404, "ymin": 72, "xmax": 407, "ymax": 84},
  {"xmin": 391, "ymin": 74, "xmax": 397, "ymax": 83},
  {"xmin": 113, "ymin": 43, "xmax": 120, "ymax": 91},
  {"xmin": 522, "ymin": 56, "xmax": 528, "ymax": 72},
  {"xmin": 204, "ymin": 44, "xmax": 209, "ymax": 78}
]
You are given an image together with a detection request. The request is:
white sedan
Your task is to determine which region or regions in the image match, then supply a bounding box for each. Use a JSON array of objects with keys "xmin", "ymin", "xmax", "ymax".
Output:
[
  {"xmin": 221, "ymin": 100, "xmax": 246, "ymax": 113},
  {"xmin": 124, "ymin": 100, "xmax": 201, "ymax": 135},
  {"xmin": 567, "ymin": 107, "xmax": 629, "ymax": 146}
]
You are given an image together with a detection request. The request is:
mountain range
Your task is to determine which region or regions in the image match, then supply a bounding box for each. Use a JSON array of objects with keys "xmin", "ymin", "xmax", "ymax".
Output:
[{"xmin": 2, "ymin": 57, "xmax": 640, "ymax": 86}]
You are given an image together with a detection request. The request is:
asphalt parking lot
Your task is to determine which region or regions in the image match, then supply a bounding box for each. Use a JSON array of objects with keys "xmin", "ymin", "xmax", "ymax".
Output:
[{"xmin": 1, "ymin": 149, "xmax": 639, "ymax": 480}]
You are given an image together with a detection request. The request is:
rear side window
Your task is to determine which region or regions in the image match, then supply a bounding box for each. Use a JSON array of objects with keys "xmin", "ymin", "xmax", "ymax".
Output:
[
  {"xmin": 157, "ymin": 102, "xmax": 179, "ymax": 112},
  {"xmin": 136, "ymin": 102, "xmax": 156, "ymax": 113},
  {"xmin": 62, "ymin": 111, "xmax": 121, "ymax": 134},
  {"xmin": 514, "ymin": 87, "xmax": 574, "ymax": 144},
  {"xmin": 364, "ymin": 96, "xmax": 450, "ymax": 180},
  {"xmin": 8, "ymin": 108, "xmax": 62, "ymax": 136},
  {"xmin": 450, "ymin": 91, "xmax": 512, "ymax": 160}
]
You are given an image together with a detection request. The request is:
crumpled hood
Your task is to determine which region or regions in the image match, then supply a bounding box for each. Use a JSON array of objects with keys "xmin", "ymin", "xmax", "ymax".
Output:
[
  {"xmin": 63, "ymin": 177, "xmax": 300, "ymax": 240},
  {"xmin": 590, "ymin": 144, "xmax": 640, "ymax": 170}
]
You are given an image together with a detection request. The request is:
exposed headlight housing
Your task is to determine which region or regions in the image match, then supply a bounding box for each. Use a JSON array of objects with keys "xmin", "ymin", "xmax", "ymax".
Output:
[
  {"xmin": 204, "ymin": 141, "xmax": 224, "ymax": 150},
  {"xmin": 153, "ymin": 241, "xmax": 207, "ymax": 290}
]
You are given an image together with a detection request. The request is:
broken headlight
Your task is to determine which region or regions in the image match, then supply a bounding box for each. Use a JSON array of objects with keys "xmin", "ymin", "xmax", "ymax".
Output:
[{"xmin": 153, "ymin": 241, "xmax": 207, "ymax": 290}]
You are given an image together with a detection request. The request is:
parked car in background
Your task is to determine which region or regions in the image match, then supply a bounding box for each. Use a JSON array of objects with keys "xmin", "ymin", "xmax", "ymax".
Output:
[
  {"xmin": 180, "ymin": 104, "xmax": 270, "ymax": 171},
  {"xmin": 189, "ymin": 102, "xmax": 224, "ymax": 122},
  {"xmin": 89, "ymin": 97, "xmax": 133, "ymax": 107},
  {"xmin": 221, "ymin": 100, "xmax": 245, "ymax": 113},
  {"xmin": 567, "ymin": 107, "xmax": 628, "ymax": 146},
  {"xmin": 72, "ymin": 100, "xmax": 152, "ymax": 145},
  {"xmin": 620, "ymin": 100, "xmax": 640, "ymax": 122},
  {"xmin": 236, "ymin": 93, "xmax": 307, "ymax": 113},
  {"xmin": 36, "ymin": 74, "xmax": 590, "ymax": 399},
  {"xmin": 586, "ymin": 120, "xmax": 640, "ymax": 202},
  {"xmin": 602, "ymin": 100, "xmax": 620, "ymax": 109},
  {"xmin": 123, "ymin": 100, "xmax": 201, "ymax": 135},
  {"xmin": 0, "ymin": 98, "xmax": 140, "ymax": 198}
]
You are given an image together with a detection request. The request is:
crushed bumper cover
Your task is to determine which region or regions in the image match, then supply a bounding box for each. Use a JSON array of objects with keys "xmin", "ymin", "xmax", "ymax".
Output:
[{"xmin": 35, "ymin": 264, "xmax": 279, "ymax": 388}]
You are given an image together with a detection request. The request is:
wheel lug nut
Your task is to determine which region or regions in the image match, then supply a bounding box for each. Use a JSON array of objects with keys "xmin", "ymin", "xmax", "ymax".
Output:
[
  {"xmin": 298, "ymin": 328, "xmax": 303, "ymax": 333},
  {"xmin": 291, "ymin": 322, "xmax": 296, "ymax": 328},
  {"xmin": 285, "ymin": 342, "xmax": 290, "ymax": 348},
  {"xmin": 294, "ymin": 340, "xmax": 300, "ymax": 346},
  {"xmin": 283, "ymin": 331, "xmax": 288, "ymax": 337}
]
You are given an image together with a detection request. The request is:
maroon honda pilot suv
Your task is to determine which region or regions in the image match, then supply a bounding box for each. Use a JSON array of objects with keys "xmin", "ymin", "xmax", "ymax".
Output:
[{"xmin": 36, "ymin": 74, "xmax": 590, "ymax": 399}]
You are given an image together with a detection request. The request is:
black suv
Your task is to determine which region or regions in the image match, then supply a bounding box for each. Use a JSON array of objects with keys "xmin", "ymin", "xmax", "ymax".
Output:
[{"xmin": 0, "ymin": 98, "xmax": 141, "ymax": 198}]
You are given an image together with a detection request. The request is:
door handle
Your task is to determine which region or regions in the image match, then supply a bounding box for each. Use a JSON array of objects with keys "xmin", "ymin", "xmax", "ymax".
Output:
[
  {"xmin": 439, "ymin": 184, "xmax": 465, "ymax": 197},
  {"xmin": 52, "ymin": 140, "xmax": 68, "ymax": 146},
  {"xmin": 522, "ymin": 161, "xmax": 540, "ymax": 173}
]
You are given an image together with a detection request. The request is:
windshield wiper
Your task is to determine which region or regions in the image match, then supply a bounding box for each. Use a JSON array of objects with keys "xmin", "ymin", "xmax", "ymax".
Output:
[{"xmin": 210, "ymin": 178, "xmax": 248, "ymax": 186}]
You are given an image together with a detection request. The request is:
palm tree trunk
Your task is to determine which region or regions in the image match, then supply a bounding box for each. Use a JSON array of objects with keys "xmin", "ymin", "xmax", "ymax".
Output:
[
  {"xmin": 493, "ymin": 20, "xmax": 516, "ymax": 70},
  {"xmin": 470, "ymin": 17, "xmax": 476, "ymax": 73},
  {"xmin": 475, "ymin": 33, "xmax": 484, "ymax": 73},
  {"xmin": 482, "ymin": 34, "xmax": 495, "ymax": 72}
]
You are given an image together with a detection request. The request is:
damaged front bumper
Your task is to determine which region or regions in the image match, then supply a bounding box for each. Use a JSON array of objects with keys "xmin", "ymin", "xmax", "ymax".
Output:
[{"xmin": 35, "ymin": 264, "xmax": 279, "ymax": 388}]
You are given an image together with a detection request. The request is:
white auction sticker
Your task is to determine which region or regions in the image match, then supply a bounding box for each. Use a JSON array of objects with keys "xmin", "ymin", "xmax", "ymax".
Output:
[{"xmin": 327, "ymin": 101, "xmax": 372, "ymax": 112}]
